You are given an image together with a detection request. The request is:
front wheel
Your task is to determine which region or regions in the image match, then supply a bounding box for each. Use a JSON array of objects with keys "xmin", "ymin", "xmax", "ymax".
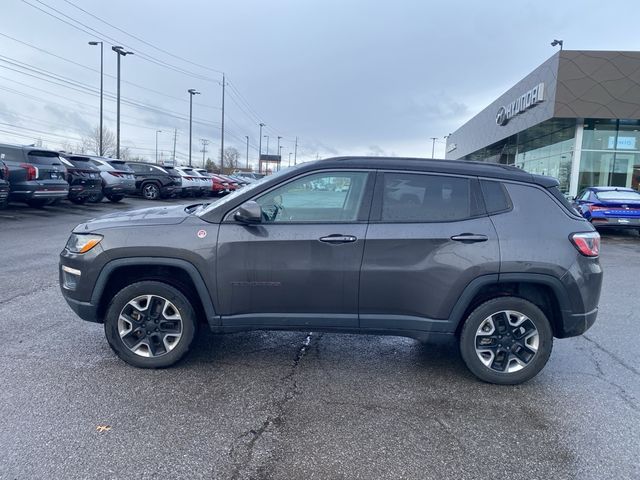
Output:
[
  {"xmin": 142, "ymin": 183, "xmax": 160, "ymax": 200},
  {"xmin": 459, "ymin": 297, "xmax": 553, "ymax": 385},
  {"xmin": 87, "ymin": 191, "xmax": 104, "ymax": 203},
  {"xmin": 106, "ymin": 194, "xmax": 124, "ymax": 202},
  {"xmin": 104, "ymin": 281, "xmax": 197, "ymax": 368}
]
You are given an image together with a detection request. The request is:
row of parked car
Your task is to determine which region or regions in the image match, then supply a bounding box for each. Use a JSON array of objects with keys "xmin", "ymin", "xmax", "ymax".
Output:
[{"xmin": 0, "ymin": 143, "xmax": 263, "ymax": 208}]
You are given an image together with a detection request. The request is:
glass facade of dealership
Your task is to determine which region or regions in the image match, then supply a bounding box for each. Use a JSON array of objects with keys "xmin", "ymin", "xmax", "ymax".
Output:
[
  {"xmin": 446, "ymin": 50, "xmax": 640, "ymax": 196},
  {"xmin": 460, "ymin": 118, "xmax": 640, "ymax": 195}
]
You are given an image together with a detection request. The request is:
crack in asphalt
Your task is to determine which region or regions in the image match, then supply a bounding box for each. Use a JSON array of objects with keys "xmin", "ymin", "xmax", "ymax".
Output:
[
  {"xmin": 582, "ymin": 334, "xmax": 640, "ymax": 377},
  {"xmin": 227, "ymin": 332, "xmax": 316, "ymax": 480},
  {"xmin": 0, "ymin": 282, "xmax": 58, "ymax": 306}
]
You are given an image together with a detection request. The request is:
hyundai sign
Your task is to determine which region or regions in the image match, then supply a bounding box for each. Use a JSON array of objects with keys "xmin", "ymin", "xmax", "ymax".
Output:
[{"xmin": 496, "ymin": 83, "xmax": 545, "ymax": 126}]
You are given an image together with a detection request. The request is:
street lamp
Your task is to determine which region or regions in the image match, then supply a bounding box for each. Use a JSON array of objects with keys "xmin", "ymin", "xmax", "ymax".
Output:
[
  {"xmin": 187, "ymin": 88, "xmax": 200, "ymax": 167},
  {"xmin": 288, "ymin": 152, "xmax": 292, "ymax": 167},
  {"xmin": 112, "ymin": 46, "xmax": 133, "ymax": 159},
  {"xmin": 551, "ymin": 39, "xmax": 563, "ymax": 50},
  {"xmin": 88, "ymin": 41, "xmax": 103, "ymax": 156},
  {"xmin": 155, "ymin": 130, "xmax": 162, "ymax": 164},
  {"xmin": 430, "ymin": 137, "xmax": 437, "ymax": 158}
]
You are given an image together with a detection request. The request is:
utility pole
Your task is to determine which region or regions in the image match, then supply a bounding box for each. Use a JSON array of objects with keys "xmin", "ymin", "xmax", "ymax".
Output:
[
  {"xmin": 245, "ymin": 135, "xmax": 249, "ymax": 169},
  {"xmin": 258, "ymin": 123, "xmax": 265, "ymax": 173},
  {"xmin": 201, "ymin": 138, "xmax": 209, "ymax": 169},
  {"xmin": 430, "ymin": 137, "xmax": 437, "ymax": 158},
  {"xmin": 155, "ymin": 129, "xmax": 162, "ymax": 164},
  {"xmin": 277, "ymin": 136, "xmax": 282, "ymax": 158},
  {"xmin": 188, "ymin": 88, "xmax": 200, "ymax": 167},
  {"xmin": 172, "ymin": 128, "xmax": 177, "ymax": 165},
  {"xmin": 112, "ymin": 46, "xmax": 133, "ymax": 159},
  {"xmin": 288, "ymin": 152, "xmax": 292, "ymax": 167},
  {"xmin": 294, "ymin": 136, "xmax": 298, "ymax": 165},
  {"xmin": 264, "ymin": 135, "xmax": 270, "ymax": 155},
  {"xmin": 220, "ymin": 73, "xmax": 225, "ymax": 174}
]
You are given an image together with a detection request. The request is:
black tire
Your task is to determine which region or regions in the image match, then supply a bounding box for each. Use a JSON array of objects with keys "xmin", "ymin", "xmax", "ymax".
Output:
[
  {"xmin": 26, "ymin": 199, "xmax": 48, "ymax": 208},
  {"xmin": 142, "ymin": 182, "xmax": 161, "ymax": 200},
  {"xmin": 69, "ymin": 196, "xmax": 87, "ymax": 205},
  {"xmin": 87, "ymin": 192, "xmax": 104, "ymax": 203},
  {"xmin": 459, "ymin": 296, "xmax": 553, "ymax": 385},
  {"xmin": 104, "ymin": 281, "xmax": 197, "ymax": 368},
  {"xmin": 106, "ymin": 194, "xmax": 124, "ymax": 202}
]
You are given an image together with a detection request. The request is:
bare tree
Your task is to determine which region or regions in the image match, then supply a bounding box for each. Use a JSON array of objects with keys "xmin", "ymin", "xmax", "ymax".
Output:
[
  {"xmin": 222, "ymin": 147, "xmax": 240, "ymax": 173},
  {"xmin": 81, "ymin": 126, "xmax": 117, "ymax": 157}
]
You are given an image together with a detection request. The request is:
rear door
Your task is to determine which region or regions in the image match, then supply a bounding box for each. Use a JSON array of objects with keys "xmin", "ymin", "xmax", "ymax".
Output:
[
  {"xmin": 359, "ymin": 171, "xmax": 499, "ymax": 332},
  {"xmin": 216, "ymin": 170, "xmax": 374, "ymax": 328}
]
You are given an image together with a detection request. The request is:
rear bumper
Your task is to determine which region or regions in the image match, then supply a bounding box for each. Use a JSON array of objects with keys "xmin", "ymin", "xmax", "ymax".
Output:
[
  {"xmin": 10, "ymin": 186, "xmax": 69, "ymax": 201},
  {"xmin": 591, "ymin": 217, "xmax": 640, "ymax": 228},
  {"xmin": 557, "ymin": 308, "xmax": 598, "ymax": 338},
  {"xmin": 161, "ymin": 185, "xmax": 180, "ymax": 197},
  {"xmin": 69, "ymin": 183, "xmax": 102, "ymax": 199}
]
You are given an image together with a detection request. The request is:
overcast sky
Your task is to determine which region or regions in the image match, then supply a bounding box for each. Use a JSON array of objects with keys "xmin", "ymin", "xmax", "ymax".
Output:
[{"xmin": 2, "ymin": 0, "xmax": 640, "ymax": 168}]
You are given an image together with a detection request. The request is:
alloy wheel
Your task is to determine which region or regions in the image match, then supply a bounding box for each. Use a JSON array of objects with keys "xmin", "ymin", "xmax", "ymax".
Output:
[
  {"xmin": 474, "ymin": 310, "xmax": 539, "ymax": 373},
  {"xmin": 143, "ymin": 184, "xmax": 160, "ymax": 200},
  {"xmin": 117, "ymin": 295, "xmax": 183, "ymax": 357}
]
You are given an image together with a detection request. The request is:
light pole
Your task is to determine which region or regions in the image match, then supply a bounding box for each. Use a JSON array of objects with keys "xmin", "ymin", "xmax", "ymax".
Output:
[
  {"xmin": 258, "ymin": 123, "xmax": 265, "ymax": 173},
  {"xmin": 277, "ymin": 136, "xmax": 282, "ymax": 157},
  {"xmin": 112, "ymin": 46, "xmax": 133, "ymax": 159},
  {"xmin": 245, "ymin": 135, "xmax": 249, "ymax": 169},
  {"xmin": 279, "ymin": 145, "xmax": 283, "ymax": 170},
  {"xmin": 430, "ymin": 137, "xmax": 437, "ymax": 158},
  {"xmin": 88, "ymin": 41, "xmax": 103, "ymax": 156},
  {"xmin": 288, "ymin": 152, "xmax": 292, "ymax": 167},
  {"xmin": 188, "ymin": 88, "xmax": 200, "ymax": 167},
  {"xmin": 155, "ymin": 130, "xmax": 162, "ymax": 164},
  {"xmin": 264, "ymin": 135, "xmax": 270, "ymax": 154},
  {"xmin": 551, "ymin": 39, "xmax": 563, "ymax": 50}
]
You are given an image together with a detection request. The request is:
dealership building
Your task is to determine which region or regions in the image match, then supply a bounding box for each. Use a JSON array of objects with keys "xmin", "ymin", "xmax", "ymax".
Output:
[{"xmin": 445, "ymin": 50, "xmax": 640, "ymax": 196}]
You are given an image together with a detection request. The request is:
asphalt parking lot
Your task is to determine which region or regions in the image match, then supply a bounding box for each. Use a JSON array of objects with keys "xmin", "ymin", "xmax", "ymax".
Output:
[{"xmin": 0, "ymin": 197, "xmax": 639, "ymax": 480}]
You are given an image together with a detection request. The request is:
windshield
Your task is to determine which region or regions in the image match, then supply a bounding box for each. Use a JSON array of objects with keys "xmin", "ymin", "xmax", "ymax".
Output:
[
  {"xmin": 596, "ymin": 190, "xmax": 640, "ymax": 202},
  {"xmin": 195, "ymin": 167, "xmax": 297, "ymax": 217},
  {"xmin": 27, "ymin": 151, "xmax": 62, "ymax": 166}
]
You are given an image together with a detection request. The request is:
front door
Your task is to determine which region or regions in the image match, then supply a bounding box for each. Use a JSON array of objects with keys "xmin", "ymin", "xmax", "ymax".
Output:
[{"xmin": 217, "ymin": 170, "xmax": 373, "ymax": 328}]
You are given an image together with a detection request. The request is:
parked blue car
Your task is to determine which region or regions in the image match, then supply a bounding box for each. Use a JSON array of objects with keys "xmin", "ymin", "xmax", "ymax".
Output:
[{"xmin": 573, "ymin": 187, "xmax": 640, "ymax": 232}]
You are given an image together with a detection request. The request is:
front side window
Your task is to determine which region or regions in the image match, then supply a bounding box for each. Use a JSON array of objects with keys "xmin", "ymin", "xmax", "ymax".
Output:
[
  {"xmin": 255, "ymin": 171, "xmax": 368, "ymax": 223},
  {"xmin": 381, "ymin": 173, "xmax": 480, "ymax": 222}
]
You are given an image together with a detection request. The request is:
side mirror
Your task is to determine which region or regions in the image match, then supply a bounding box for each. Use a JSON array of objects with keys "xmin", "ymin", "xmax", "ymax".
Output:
[{"xmin": 234, "ymin": 200, "xmax": 262, "ymax": 224}]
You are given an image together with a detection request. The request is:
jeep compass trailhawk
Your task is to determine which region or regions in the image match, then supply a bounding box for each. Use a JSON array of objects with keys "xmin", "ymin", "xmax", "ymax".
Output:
[{"xmin": 60, "ymin": 157, "xmax": 603, "ymax": 384}]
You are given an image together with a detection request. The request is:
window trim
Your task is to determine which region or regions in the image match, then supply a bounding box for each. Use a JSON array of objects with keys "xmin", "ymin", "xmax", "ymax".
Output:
[
  {"xmin": 222, "ymin": 169, "xmax": 376, "ymax": 225},
  {"xmin": 369, "ymin": 170, "xmax": 487, "ymax": 224}
]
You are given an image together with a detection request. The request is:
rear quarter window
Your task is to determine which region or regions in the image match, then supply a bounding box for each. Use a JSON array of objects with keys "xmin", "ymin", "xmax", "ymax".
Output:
[{"xmin": 480, "ymin": 180, "xmax": 512, "ymax": 214}]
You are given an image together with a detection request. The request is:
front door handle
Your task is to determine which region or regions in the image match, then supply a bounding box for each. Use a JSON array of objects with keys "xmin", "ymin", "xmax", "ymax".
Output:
[
  {"xmin": 451, "ymin": 233, "xmax": 488, "ymax": 243},
  {"xmin": 319, "ymin": 234, "xmax": 357, "ymax": 244}
]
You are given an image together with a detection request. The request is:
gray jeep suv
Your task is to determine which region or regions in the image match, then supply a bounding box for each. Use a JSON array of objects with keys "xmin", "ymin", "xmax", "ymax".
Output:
[{"xmin": 59, "ymin": 157, "xmax": 603, "ymax": 384}]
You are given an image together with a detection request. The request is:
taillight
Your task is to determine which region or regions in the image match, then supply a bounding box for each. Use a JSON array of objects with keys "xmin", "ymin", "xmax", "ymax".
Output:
[
  {"xmin": 20, "ymin": 163, "xmax": 38, "ymax": 180},
  {"xmin": 108, "ymin": 171, "xmax": 123, "ymax": 178},
  {"xmin": 570, "ymin": 232, "xmax": 600, "ymax": 257},
  {"xmin": 588, "ymin": 205, "xmax": 607, "ymax": 212}
]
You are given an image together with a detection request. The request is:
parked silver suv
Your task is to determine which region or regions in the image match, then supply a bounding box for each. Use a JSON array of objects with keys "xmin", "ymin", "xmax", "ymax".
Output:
[{"xmin": 59, "ymin": 157, "xmax": 603, "ymax": 384}]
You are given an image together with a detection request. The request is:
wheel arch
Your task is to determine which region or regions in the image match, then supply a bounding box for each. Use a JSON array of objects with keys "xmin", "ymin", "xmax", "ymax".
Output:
[
  {"xmin": 450, "ymin": 274, "xmax": 571, "ymax": 338},
  {"xmin": 91, "ymin": 257, "xmax": 217, "ymax": 326}
]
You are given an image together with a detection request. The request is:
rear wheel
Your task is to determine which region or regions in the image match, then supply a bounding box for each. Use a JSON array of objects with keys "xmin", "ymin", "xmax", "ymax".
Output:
[
  {"xmin": 69, "ymin": 196, "xmax": 87, "ymax": 205},
  {"xmin": 104, "ymin": 281, "xmax": 197, "ymax": 368},
  {"xmin": 142, "ymin": 182, "xmax": 160, "ymax": 200},
  {"xmin": 106, "ymin": 194, "xmax": 124, "ymax": 202},
  {"xmin": 459, "ymin": 297, "xmax": 553, "ymax": 384},
  {"xmin": 87, "ymin": 192, "xmax": 104, "ymax": 203}
]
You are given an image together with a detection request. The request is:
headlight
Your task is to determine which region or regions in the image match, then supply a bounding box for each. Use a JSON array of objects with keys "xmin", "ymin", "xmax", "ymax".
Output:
[{"xmin": 65, "ymin": 233, "xmax": 103, "ymax": 254}]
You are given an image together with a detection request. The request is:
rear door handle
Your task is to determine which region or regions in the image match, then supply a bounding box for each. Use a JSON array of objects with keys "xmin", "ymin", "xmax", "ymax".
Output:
[
  {"xmin": 450, "ymin": 233, "xmax": 488, "ymax": 243},
  {"xmin": 319, "ymin": 234, "xmax": 357, "ymax": 244}
]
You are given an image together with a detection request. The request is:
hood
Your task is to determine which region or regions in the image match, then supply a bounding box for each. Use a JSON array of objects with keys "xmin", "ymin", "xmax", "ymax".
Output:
[{"xmin": 73, "ymin": 204, "xmax": 190, "ymax": 232}]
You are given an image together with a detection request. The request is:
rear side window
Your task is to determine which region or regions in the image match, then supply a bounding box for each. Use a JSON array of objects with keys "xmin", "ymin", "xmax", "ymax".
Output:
[
  {"xmin": 381, "ymin": 173, "xmax": 482, "ymax": 222},
  {"xmin": 27, "ymin": 151, "xmax": 62, "ymax": 166},
  {"xmin": 480, "ymin": 180, "xmax": 512, "ymax": 214}
]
